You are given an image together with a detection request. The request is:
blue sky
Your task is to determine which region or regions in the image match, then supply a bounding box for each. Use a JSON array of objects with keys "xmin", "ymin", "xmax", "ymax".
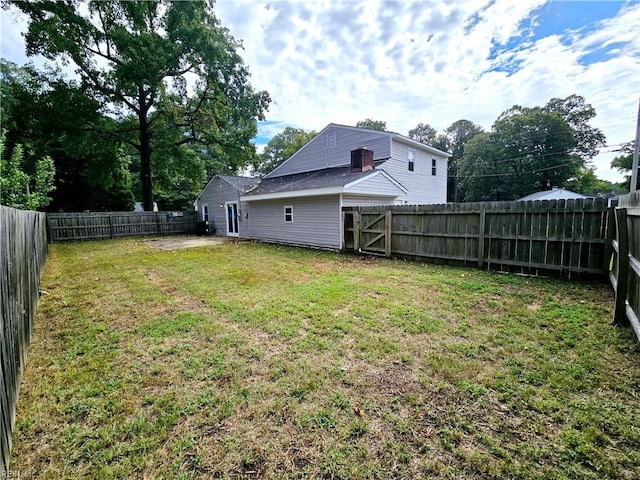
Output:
[{"xmin": 2, "ymin": 1, "xmax": 639, "ymax": 182}]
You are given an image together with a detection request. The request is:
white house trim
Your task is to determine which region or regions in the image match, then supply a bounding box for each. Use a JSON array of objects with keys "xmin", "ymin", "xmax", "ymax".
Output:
[
  {"xmin": 242, "ymin": 186, "xmax": 346, "ymax": 202},
  {"xmin": 344, "ymin": 169, "xmax": 408, "ymax": 193},
  {"xmin": 392, "ymin": 135, "xmax": 452, "ymax": 158}
]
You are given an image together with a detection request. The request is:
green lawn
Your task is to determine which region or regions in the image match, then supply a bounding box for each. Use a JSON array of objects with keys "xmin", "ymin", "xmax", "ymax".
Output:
[{"xmin": 10, "ymin": 238, "xmax": 640, "ymax": 479}]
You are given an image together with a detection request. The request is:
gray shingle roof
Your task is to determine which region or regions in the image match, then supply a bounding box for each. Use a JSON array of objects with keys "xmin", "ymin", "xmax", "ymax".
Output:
[
  {"xmin": 517, "ymin": 188, "xmax": 587, "ymax": 201},
  {"xmin": 218, "ymin": 175, "xmax": 260, "ymax": 193},
  {"xmin": 245, "ymin": 166, "xmax": 378, "ymax": 196}
]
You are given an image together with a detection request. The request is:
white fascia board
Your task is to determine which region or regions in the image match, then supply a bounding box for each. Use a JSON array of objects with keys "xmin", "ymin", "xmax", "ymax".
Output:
[
  {"xmin": 344, "ymin": 170, "xmax": 409, "ymax": 194},
  {"xmin": 241, "ymin": 186, "xmax": 345, "ymax": 202},
  {"xmin": 392, "ymin": 135, "xmax": 452, "ymax": 158}
]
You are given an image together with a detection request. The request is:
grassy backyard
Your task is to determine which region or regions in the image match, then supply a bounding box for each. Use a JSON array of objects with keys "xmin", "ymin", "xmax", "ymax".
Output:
[{"xmin": 10, "ymin": 238, "xmax": 640, "ymax": 479}]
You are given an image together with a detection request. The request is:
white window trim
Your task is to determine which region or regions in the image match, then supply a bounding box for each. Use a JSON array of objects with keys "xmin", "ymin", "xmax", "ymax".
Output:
[
  {"xmin": 327, "ymin": 132, "xmax": 336, "ymax": 148},
  {"xmin": 284, "ymin": 205, "xmax": 294, "ymax": 223}
]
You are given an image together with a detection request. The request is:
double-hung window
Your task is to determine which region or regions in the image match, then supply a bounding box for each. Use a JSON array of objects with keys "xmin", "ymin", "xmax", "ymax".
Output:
[
  {"xmin": 284, "ymin": 206, "xmax": 293, "ymax": 223},
  {"xmin": 431, "ymin": 159, "xmax": 437, "ymax": 176},
  {"xmin": 408, "ymin": 150, "xmax": 415, "ymax": 172}
]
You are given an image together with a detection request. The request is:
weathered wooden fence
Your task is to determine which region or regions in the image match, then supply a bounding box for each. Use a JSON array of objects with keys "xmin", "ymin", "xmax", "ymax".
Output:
[
  {"xmin": 611, "ymin": 191, "xmax": 640, "ymax": 341},
  {"xmin": 47, "ymin": 211, "xmax": 197, "ymax": 242},
  {"xmin": 0, "ymin": 206, "xmax": 48, "ymax": 473},
  {"xmin": 343, "ymin": 198, "xmax": 614, "ymax": 277}
]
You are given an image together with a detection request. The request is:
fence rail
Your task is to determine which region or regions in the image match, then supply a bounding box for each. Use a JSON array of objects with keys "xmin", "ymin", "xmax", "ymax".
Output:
[
  {"xmin": 47, "ymin": 211, "xmax": 197, "ymax": 242},
  {"xmin": 343, "ymin": 198, "xmax": 614, "ymax": 278},
  {"xmin": 0, "ymin": 206, "xmax": 48, "ymax": 473},
  {"xmin": 611, "ymin": 191, "xmax": 640, "ymax": 341}
]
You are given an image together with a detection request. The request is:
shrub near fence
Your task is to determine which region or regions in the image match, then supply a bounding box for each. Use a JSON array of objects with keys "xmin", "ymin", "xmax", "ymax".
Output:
[
  {"xmin": 47, "ymin": 211, "xmax": 197, "ymax": 242},
  {"xmin": 0, "ymin": 206, "xmax": 48, "ymax": 473},
  {"xmin": 343, "ymin": 197, "xmax": 614, "ymax": 278}
]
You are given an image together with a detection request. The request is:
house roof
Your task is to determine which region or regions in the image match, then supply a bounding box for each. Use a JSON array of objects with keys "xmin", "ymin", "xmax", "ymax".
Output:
[
  {"xmin": 264, "ymin": 123, "xmax": 450, "ymax": 179},
  {"xmin": 217, "ymin": 175, "xmax": 260, "ymax": 193},
  {"xmin": 325, "ymin": 123, "xmax": 452, "ymax": 158},
  {"xmin": 242, "ymin": 166, "xmax": 407, "ymax": 201},
  {"xmin": 517, "ymin": 187, "xmax": 588, "ymax": 202},
  {"xmin": 195, "ymin": 174, "xmax": 260, "ymax": 203}
]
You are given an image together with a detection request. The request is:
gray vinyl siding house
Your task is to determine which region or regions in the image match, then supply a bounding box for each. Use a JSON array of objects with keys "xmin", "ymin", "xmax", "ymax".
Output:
[
  {"xmin": 193, "ymin": 175, "xmax": 258, "ymax": 237},
  {"xmin": 266, "ymin": 123, "xmax": 449, "ymax": 206},
  {"xmin": 194, "ymin": 123, "xmax": 450, "ymax": 250}
]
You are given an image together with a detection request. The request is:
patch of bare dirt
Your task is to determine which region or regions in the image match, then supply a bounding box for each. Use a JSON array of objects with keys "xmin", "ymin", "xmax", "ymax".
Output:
[{"xmin": 145, "ymin": 235, "xmax": 233, "ymax": 250}]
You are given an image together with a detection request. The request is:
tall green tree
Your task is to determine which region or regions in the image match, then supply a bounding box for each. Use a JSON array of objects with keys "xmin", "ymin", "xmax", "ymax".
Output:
[
  {"xmin": 252, "ymin": 127, "xmax": 317, "ymax": 175},
  {"xmin": 544, "ymin": 94, "xmax": 606, "ymax": 160},
  {"xmin": 1, "ymin": 133, "xmax": 55, "ymax": 210},
  {"xmin": 565, "ymin": 167, "xmax": 622, "ymax": 195},
  {"xmin": 408, "ymin": 123, "xmax": 438, "ymax": 145},
  {"xmin": 10, "ymin": 0, "xmax": 270, "ymax": 211},
  {"xmin": 439, "ymin": 120, "xmax": 484, "ymax": 202},
  {"xmin": 459, "ymin": 108, "xmax": 576, "ymax": 201},
  {"xmin": 611, "ymin": 141, "xmax": 636, "ymax": 192},
  {"xmin": 1, "ymin": 59, "xmax": 135, "ymax": 211},
  {"xmin": 356, "ymin": 119, "xmax": 387, "ymax": 131}
]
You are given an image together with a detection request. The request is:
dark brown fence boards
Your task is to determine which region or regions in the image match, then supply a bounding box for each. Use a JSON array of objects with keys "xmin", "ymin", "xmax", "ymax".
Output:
[
  {"xmin": 612, "ymin": 192, "xmax": 640, "ymax": 340},
  {"xmin": 47, "ymin": 211, "xmax": 197, "ymax": 242},
  {"xmin": 344, "ymin": 198, "xmax": 613, "ymax": 277},
  {"xmin": 0, "ymin": 206, "xmax": 48, "ymax": 472}
]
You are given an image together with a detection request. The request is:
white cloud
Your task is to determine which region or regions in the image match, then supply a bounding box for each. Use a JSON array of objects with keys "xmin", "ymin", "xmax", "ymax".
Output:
[
  {"xmin": 215, "ymin": 0, "xmax": 639, "ymax": 183},
  {"xmin": 2, "ymin": 0, "xmax": 638, "ymax": 184}
]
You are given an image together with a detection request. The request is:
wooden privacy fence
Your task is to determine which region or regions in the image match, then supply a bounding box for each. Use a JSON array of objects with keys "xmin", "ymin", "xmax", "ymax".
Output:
[
  {"xmin": 343, "ymin": 198, "xmax": 614, "ymax": 277},
  {"xmin": 611, "ymin": 191, "xmax": 640, "ymax": 341},
  {"xmin": 0, "ymin": 206, "xmax": 48, "ymax": 473},
  {"xmin": 47, "ymin": 211, "xmax": 197, "ymax": 242}
]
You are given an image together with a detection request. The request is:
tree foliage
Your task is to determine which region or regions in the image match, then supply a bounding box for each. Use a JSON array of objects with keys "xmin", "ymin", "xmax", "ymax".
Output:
[
  {"xmin": 1, "ymin": 132, "xmax": 55, "ymax": 210},
  {"xmin": 544, "ymin": 94, "xmax": 606, "ymax": 160},
  {"xmin": 459, "ymin": 108, "xmax": 577, "ymax": 201},
  {"xmin": 1, "ymin": 59, "xmax": 135, "ymax": 211},
  {"xmin": 565, "ymin": 167, "xmax": 622, "ymax": 195},
  {"xmin": 252, "ymin": 127, "xmax": 317, "ymax": 175},
  {"xmin": 10, "ymin": 0, "xmax": 270, "ymax": 210},
  {"xmin": 457, "ymin": 96, "xmax": 606, "ymax": 202},
  {"xmin": 356, "ymin": 119, "xmax": 387, "ymax": 131},
  {"xmin": 408, "ymin": 123, "xmax": 438, "ymax": 145},
  {"xmin": 611, "ymin": 141, "xmax": 637, "ymax": 192}
]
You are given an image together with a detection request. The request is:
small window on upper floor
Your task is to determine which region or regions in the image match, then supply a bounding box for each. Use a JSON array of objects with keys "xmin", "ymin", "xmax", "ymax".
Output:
[
  {"xmin": 327, "ymin": 132, "xmax": 336, "ymax": 148},
  {"xmin": 284, "ymin": 205, "xmax": 293, "ymax": 223},
  {"xmin": 431, "ymin": 159, "xmax": 437, "ymax": 176},
  {"xmin": 408, "ymin": 150, "xmax": 415, "ymax": 172}
]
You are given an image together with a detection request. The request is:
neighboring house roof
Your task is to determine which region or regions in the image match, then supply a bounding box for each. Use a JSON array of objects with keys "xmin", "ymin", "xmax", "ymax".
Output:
[
  {"xmin": 517, "ymin": 187, "xmax": 588, "ymax": 201},
  {"xmin": 242, "ymin": 166, "xmax": 407, "ymax": 201}
]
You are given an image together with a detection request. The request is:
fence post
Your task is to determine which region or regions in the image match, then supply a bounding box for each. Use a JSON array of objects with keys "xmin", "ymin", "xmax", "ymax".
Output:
[
  {"xmin": 353, "ymin": 211, "xmax": 360, "ymax": 252},
  {"xmin": 385, "ymin": 209, "xmax": 392, "ymax": 257},
  {"xmin": 477, "ymin": 208, "xmax": 486, "ymax": 268},
  {"xmin": 156, "ymin": 212, "xmax": 161, "ymax": 235},
  {"xmin": 603, "ymin": 206, "xmax": 615, "ymax": 273},
  {"xmin": 108, "ymin": 214, "xmax": 114, "ymax": 239},
  {"xmin": 613, "ymin": 207, "xmax": 629, "ymax": 325}
]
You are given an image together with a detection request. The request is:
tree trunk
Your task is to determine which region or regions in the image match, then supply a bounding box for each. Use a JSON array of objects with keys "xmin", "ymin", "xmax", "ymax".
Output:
[{"xmin": 138, "ymin": 92, "xmax": 154, "ymax": 211}]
